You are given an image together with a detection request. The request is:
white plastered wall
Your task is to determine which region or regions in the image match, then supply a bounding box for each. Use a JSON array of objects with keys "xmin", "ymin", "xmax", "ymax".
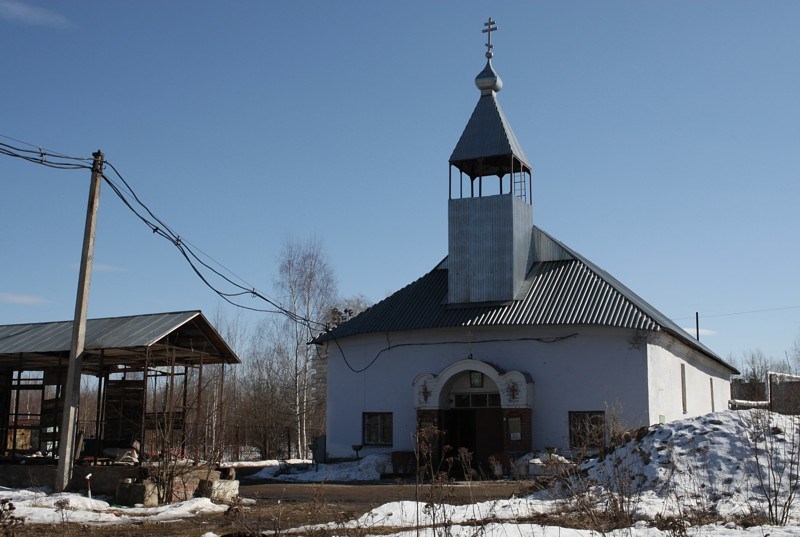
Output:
[
  {"xmin": 324, "ymin": 325, "xmax": 651, "ymax": 459},
  {"xmin": 646, "ymin": 332, "xmax": 733, "ymax": 424}
]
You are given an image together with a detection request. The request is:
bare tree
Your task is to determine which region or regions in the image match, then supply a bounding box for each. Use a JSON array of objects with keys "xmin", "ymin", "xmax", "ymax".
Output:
[
  {"xmin": 326, "ymin": 293, "xmax": 371, "ymax": 329},
  {"xmin": 791, "ymin": 332, "xmax": 800, "ymax": 374},
  {"xmin": 269, "ymin": 237, "xmax": 336, "ymax": 458},
  {"xmin": 208, "ymin": 307, "xmax": 249, "ymax": 460},
  {"xmin": 239, "ymin": 318, "xmax": 296, "ymax": 458}
]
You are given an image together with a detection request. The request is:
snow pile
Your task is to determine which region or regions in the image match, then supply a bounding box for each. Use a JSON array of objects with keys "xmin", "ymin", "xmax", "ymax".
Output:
[
  {"xmin": 527, "ymin": 450, "xmax": 571, "ymax": 477},
  {"xmin": 247, "ymin": 453, "xmax": 389, "ymax": 482},
  {"xmin": 344, "ymin": 524, "xmax": 800, "ymax": 536},
  {"xmin": 299, "ymin": 497, "xmax": 555, "ymax": 534},
  {"xmin": 0, "ymin": 488, "xmax": 227, "ymax": 526},
  {"xmin": 579, "ymin": 409, "xmax": 800, "ymax": 519},
  {"xmin": 221, "ymin": 458, "xmax": 310, "ymax": 469}
]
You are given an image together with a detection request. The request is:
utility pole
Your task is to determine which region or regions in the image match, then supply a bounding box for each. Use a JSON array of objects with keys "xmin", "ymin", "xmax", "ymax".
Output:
[
  {"xmin": 55, "ymin": 150, "xmax": 104, "ymax": 492},
  {"xmin": 695, "ymin": 312, "xmax": 700, "ymax": 341}
]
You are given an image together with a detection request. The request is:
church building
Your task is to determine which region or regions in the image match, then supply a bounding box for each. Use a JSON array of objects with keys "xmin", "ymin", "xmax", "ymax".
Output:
[{"xmin": 317, "ymin": 19, "xmax": 737, "ymax": 471}]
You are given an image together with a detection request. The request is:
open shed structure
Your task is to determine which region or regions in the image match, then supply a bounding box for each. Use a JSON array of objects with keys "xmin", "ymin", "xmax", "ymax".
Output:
[{"xmin": 0, "ymin": 310, "xmax": 239, "ymax": 464}]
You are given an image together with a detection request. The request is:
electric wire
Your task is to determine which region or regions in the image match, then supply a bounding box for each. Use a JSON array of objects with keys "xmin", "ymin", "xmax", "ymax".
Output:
[
  {"xmin": 331, "ymin": 333, "xmax": 578, "ymax": 374},
  {"xmin": 672, "ymin": 305, "xmax": 800, "ymax": 322},
  {"xmin": 0, "ymin": 142, "xmax": 93, "ymax": 170},
  {"xmin": 0, "ymin": 134, "xmax": 95, "ymax": 161},
  {"xmin": 0, "ymin": 137, "xmax": 324, "ymax": 332},
  {"xmin": 100, "ymin": 162, "xmax": 326, "ymax": 330}
]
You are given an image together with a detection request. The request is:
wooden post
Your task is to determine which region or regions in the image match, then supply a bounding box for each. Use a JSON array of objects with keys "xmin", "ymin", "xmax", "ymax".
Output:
[{"xmin": 55, "ymin": 150, "xmax": 104, "ymax": 492}]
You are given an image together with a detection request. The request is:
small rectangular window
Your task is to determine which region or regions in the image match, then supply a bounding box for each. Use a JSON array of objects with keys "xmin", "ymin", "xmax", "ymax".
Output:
[
  {"xmin": 569, "ymin": 411, "xmax": 605, "ymax": 450},
  {"xmin": 363, "ymin": 412, "xmax": 393, "ymax": 446},
  {"xmin": 471, "ymin": 393, "xmax": 488, "ymax": 407},
  {"xmin": 681, "ymin": 364, "xmax": 688, "ymax": 414},
  {"xmin": 470, "ymin": 371, "xmax": 484, "ymax": 388},
  {"xmin": 508, "ymin": 416, "xmax": 522, "ymax": 441},
  {"xmin": 710, "ymin": 377, "xmax": 715, "ymax": 412},
  {"xmin": 454, "ymin": 394, "xmax": 470, "ymax": 408}
]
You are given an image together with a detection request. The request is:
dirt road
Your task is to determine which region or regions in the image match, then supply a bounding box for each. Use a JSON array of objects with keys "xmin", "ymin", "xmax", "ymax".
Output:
[{"xmin": 239, "ymin": 479, "xmax": 536, "ymax": 507}]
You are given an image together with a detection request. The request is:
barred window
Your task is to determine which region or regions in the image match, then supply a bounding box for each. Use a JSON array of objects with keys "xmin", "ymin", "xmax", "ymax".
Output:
[{"xmin": 363, "ymin": 412, "xmax": 393, "ymax": 446}]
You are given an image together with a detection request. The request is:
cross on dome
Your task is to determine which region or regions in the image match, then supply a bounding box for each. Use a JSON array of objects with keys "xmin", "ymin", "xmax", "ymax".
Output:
[{"xmin": 482, "ymin": 17, "xmax": 498, "ymax": 58}]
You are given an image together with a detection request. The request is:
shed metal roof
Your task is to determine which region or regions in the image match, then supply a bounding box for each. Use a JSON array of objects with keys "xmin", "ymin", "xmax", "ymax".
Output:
[
  {"xmin": 317, "ymin": 227, "xmax": 736, "ymax": 373},
  {"xmin": 0, "ymin": 310, "xmax": 239, "ymax": 370}
]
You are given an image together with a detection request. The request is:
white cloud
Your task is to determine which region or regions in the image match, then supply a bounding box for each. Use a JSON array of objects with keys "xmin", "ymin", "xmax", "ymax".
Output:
[
  {"xmin": 682, "ymin": 327, "xmax": 717, "ymax": 337},
  {"xmin": 0, "ymin": 0, "xmax": 72, "ymax": 28},
  {"xmin": 0, "ymin": 292, "xmax": 49, "ymax": 305}
]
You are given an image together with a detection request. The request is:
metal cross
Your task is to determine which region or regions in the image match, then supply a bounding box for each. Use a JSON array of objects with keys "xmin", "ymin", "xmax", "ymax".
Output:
[{"xmin": 482, "ymin": 17, "xmax": 498, "ymax": 55}]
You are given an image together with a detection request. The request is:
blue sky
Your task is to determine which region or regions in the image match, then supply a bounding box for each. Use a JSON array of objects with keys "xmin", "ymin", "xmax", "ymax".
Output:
[{"xmin": 2, "ymin": 1, "xmax": 799, "ymax": 367}]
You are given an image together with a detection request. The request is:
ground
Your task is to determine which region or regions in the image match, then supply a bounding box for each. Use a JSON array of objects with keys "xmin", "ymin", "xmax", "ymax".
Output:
[
  {"xmin": 6, "ymin": 409, "xmax": 800, "ymax": 536},
  {"xmin": 6, "ymin": 481, "xmax": 529, "ymax": 536}
]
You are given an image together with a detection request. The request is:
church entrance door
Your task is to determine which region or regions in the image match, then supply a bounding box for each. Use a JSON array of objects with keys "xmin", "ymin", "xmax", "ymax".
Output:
[{"xmin": 444, "ymin": 407, "xmax": 503, "ymax": 477}]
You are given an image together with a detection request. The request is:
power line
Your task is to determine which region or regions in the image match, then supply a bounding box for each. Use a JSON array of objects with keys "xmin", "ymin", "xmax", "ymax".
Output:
[
  {"xmin": 100, "ymin": 163, "xmax": 326, "ymax": 330},
  {"xmin": 332, "ymin": 333, "xmax": 578, "ymax": 374},
  {"xmin": 673, "ymin": 305, "xmax": 800, "ymax": 322},
  {"xmin": 0, "ymin": 141, "xmax": 93, "ymax": 170},
  {"xmin": 0, "ymin": 134, "xmax": 95, "ymax": 161},
  {"xmin": 0, "ymin": 137, "xmax": 325, "ymax": 332}
]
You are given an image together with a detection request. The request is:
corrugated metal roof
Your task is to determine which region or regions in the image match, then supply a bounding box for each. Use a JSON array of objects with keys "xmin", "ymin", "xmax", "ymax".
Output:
[
  {"xmin": 0, "ymin": 311, "xmax": 239, "ymax": 365},
  {"xmin": 317, "ymin": 227, "xmax": 736, "ymax": 373},
  {"xmin": 449, "ymin": 93, "xmax": 530, "ymax": 178}
]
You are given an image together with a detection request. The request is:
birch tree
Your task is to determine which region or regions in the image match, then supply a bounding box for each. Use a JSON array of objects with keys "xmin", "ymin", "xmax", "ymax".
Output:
[{"xmin": 272, "ymin": 237, "xmax": 336, "ymax": 457}]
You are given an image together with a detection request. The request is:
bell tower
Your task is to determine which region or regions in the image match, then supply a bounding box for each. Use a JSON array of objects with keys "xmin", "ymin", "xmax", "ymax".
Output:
[{"xmin": 447, "ymin": 18, "xmax": 534, "ymax": 305}]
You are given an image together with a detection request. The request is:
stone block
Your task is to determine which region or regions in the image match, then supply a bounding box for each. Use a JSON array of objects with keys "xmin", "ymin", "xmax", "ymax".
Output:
[
  {"xmin": 115, "ymin": 479, "xmax": 158, "ymax": 507},
  {"xmin": 197, "ymin": 479, "xmax": 239, "ymax": 504}
]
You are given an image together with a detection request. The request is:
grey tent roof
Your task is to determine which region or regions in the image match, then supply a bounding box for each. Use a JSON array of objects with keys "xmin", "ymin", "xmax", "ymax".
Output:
[
  {"xmin": 0, "ymin": 310, "xmax": 239, "ymax": 370},
  {"xmin": 317, "ymin": 228, "xmax": 737, "ymax": 374},
  {"xmin": 449, "ymin": 91, "xmax": 531, "ymax": 179}
]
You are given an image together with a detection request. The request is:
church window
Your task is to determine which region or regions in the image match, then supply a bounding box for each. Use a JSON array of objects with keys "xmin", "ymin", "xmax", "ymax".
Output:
[
  {"xmin": 508, "ymin": 416, "xmax": 522, "ymax": 441},
  {"xmin": 470, "ymin": 371, "xmax": 484, "ymax": 388},
  {"xmin": 710, "ymin": 377, "xmax": 715, "ymax": 412},
  {"xmin": 363, "ymin": 412, "xmax": 393, "ymax": 446},
  {"xmin": 452, "ymin": 392, "xmax": 502, "ymax": 408},
  {"xmin": 681, "ymin": 364, "xmax": 688, "ymax": 414}
]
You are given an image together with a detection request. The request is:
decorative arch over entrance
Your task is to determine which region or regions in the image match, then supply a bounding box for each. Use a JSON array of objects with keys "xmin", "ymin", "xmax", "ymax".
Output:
[
  {"xmin": 413, "ymin": 359, "xmax": 532, "ymax": 410},
  {"xmin": 412, "ymin": 359, "xmax": 533, "ymax": 475}
]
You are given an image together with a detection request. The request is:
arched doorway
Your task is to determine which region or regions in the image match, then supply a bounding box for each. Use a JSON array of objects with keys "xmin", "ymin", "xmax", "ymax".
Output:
[
  {"xmin": 441, "ymin": 369, "xmax": 503, "ymax": 473},
  {"xmin": 413, "ymin": 359, "xmax": 532, "ymax": 477}
]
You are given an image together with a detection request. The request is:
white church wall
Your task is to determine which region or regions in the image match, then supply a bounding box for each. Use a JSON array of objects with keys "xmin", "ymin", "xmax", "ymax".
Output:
[
  {"xmin": 646, "ymin": 333, "xmax": 732, "ymax": 424},
  {"xmin": 325, "ymin": 325, "xmax": 651, "ymax": 459}
]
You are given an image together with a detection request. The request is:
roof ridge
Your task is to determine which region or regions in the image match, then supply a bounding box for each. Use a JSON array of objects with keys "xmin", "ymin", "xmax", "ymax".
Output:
[
  {"xmin": 0, "ymin": 310, "xmax": 202, "ymax": 329},
  {"xmin": 531, "ymin": 230, "xmax": 661, "ymax": 329}
]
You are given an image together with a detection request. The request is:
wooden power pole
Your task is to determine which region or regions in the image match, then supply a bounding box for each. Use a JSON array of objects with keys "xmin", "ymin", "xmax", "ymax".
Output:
[{"xmin": 55, "ymin": 150, "xmax": 104, "ymax": 492}]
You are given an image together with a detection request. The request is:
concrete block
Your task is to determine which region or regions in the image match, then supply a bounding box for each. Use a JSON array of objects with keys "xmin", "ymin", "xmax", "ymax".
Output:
[
  {"xmin": 115, "ymin": 479, "xmax": 158, "ymax": 507},
  {"xmin": 197, "ymin": 479, "xmax": 239, "ymax": 504}
]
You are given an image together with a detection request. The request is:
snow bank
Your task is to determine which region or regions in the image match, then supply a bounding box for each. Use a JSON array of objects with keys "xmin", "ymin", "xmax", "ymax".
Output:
[
  {"xmin": 0, "ymin": 488, "xmax": 227, "ymax": 526},
  {"xmin": 576, "ymin": 409, "xmax": 800, "ymax": 520},
  {"xmin": 247, "ymin": 454, "xmax": 389, "ymax": 482},
  {"xmin": 221, "ymin": 458, "xmax": 310, "ymax": 469}
]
